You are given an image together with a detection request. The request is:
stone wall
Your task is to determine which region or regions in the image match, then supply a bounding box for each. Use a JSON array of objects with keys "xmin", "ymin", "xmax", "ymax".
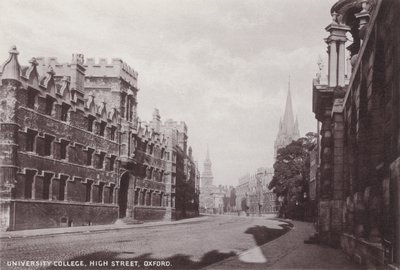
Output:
[
  {"xmin": 11, "ymin": 200, "xmax": 118, "ymax": 230},
  {"xmin": 133, "ymin": 206, "xmax": 166, "ymax": 221},
  {"xmin": 313, "ymin": 0, "xmax": 400, "ymax": 267}
]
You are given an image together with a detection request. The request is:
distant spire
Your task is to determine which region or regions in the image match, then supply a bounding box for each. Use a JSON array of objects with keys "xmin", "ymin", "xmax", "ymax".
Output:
[
  {"xmin": 274, "ymin": 76, "xmax": 300, "ymax": 158},
  {"xmin": 294, "ymin": 115, "xmax": 300, "ymax": 137},
  {"xmin": 206, "ymin": 145, "xmax": 210, "ymax": 161},
  {"xmin": 201, "ymin": 144, "xmax": 213, "ymax": 186},
  {"xmin": 282, "ymin": 76, "xmax": 295, "ymax": 135}
]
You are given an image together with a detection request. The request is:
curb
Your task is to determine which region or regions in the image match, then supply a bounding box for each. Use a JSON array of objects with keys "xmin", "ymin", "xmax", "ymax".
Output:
[{"xmin": 0, "ymin": 216, "xmax": 210, "ymax": 240}]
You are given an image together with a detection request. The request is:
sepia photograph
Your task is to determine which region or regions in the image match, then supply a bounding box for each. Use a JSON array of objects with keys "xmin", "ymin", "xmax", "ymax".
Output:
[{"xmin": 0, "ymin": 0, "xmax": 399, "ymax": 269}]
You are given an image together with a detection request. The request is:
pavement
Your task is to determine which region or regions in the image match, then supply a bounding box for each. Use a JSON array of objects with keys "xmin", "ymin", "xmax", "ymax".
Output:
[
  {"xmin": 0, "ymin": 215, "xmax": 210, "ymax": 239},
  {"xmin": 204, "ymin": 220, "xmax": 363, "ymax": 270}
]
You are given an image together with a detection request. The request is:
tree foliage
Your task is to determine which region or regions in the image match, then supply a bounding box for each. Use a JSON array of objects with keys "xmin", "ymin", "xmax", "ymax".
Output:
[{"xmin": 269, "ymin": 132, "xmax": 317, "ymax": 219}]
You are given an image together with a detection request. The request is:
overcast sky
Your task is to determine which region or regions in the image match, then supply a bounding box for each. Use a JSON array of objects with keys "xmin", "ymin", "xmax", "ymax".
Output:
[{"xmin": 0, "ymin": 0, "xmax": 336, "ymax": 186}]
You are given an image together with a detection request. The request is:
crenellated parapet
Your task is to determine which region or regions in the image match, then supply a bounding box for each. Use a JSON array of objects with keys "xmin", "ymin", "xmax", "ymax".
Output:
[{"xmin": 84, "ymin": 58, "xmax": 138, "ymax": 89}]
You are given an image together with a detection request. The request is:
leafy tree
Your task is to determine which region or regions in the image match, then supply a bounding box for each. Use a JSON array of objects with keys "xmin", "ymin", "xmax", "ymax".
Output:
[{"xmin": 269, "ymin": 132, "xmax": 317, "ymax": 219}]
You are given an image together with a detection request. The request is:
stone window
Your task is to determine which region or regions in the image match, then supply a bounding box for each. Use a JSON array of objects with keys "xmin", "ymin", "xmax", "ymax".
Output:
[
  {"xmin": 24, "ymin": 170, "xmax": 35, "ymax": 199},
  {"xmin": 26, "ymin": 88, "xmax": 36, "ymax": 109},
  {"xmin": 26, "ymin": 129, "xmax": 37, "ymax": 152},
  {"xmin": 109, "ymin": 155, "xmax": 116, "ymax": 171},
  {"xmin": 85, "ymin": 180, "xmax": 93, "ymax": 202},
  {"xmin": 172, "ymin": 176, "xmax": 176, "ymax": 185},
  {"xmin": 60, "ymin": 103, "xmax": 70, "ymax": 122},
  {"xmin": 97, "ymin": 183, "xmax": 104, "ymax": 203},
  {"xmin": 134, "ymin": 189, "xmax": 139, "ymax": 205},
  {"xmin": 160, "ymin": 192, "xmax": 163, "ymax": 206},
  {"xmin": 147, "ymin": 191, "xmax": 152, "ymax": 206},
  {"xmin": 58, "ymin": 176, "xmax": 67, "ymax": 201},
  {"xmin": 43, "ymin": 134, "xmax": 55, "ymax": 156},
  {"xmin": 97, "ymin": 152, "xmax": 106, "ymax": 169},
  {"xmin": 128, "ymin": 132, "xmax": 132, "ymax": 156},
  {"xmin": 109, "ymin": 184, "xmax": 115, "ymax": 204},
  {"xmin": 45, "ymin": 96, "xmax": 55, "ymax": 116},
  {"xmin": 141, "ymin": 190, "xmax": 146, "ymax": 205},
  {"xmin": 98, "ymin": 121, "xmax": 106, "ymax": 137},
  {"xmin": 42, "ymin": 173, "xmax": 52, "ymax": 200},
  {"xmin": 87, "ymin": 115, "xmax": 95, "ymax": 132},
  {"xmin": 60, "ymin": 139, "xmax": 69, "ymax": 160},
  {"xmin": 86, "ymin": 148, "xmax": 94, "ymax": 166},
  {"xmin": 109, "ymin": 126, "xmax": 116, "ymax": 141}
]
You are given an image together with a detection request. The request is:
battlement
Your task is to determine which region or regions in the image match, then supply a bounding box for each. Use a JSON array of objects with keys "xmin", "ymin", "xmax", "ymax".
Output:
[
  {"xmin": 84, "ymin": 57, "xmax": 138, "ymax": 87},
  {"xmin": 35, "ymin": 55, "xmax": 138, "ymax": 88},
  {"xmin": 163, "ymin": 119, "xmax": 187, "ymax": 134}
]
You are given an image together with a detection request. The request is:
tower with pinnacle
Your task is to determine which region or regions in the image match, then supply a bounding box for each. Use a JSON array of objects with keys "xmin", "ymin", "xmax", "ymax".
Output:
[
  {"xmin": 274, "ymin": 78, "xmax": 300, "ymax": 158},
  {"xmin": 201, "ymin": 147, "xmax": 214, "ymax": 187}
]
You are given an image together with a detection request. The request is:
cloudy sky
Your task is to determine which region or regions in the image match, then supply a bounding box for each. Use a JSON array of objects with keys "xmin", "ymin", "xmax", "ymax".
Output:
[{"xmin": 0, "ymin": 0, "xmax": 336, "ymax": 186}]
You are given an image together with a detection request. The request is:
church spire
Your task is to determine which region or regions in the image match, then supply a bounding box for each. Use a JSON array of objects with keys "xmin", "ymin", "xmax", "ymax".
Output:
[
  {"xmin": 274, "ymin": 76, "xmax": 300, "ymax": 158},
  {"xmin": 281, "ymin": 76, "xmax": 295, "ymax": 135}
]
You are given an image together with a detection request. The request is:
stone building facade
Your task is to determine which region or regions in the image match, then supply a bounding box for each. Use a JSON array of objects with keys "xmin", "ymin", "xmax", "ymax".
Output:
[
  {"xmin": 312, "ymin": 0, "xmax": 399, "ymax": 268},
  {"xmin": 236, "ymin": 168, "xmax": 278, "ymax": 215},
  {"xmin": 160, "ymin": 118, "xmax": 200, "ymax": 220},
  {"xmin": 235, "ymin": 175, "xmax": 250, "ymax": 213},
  {"xmin": 0, "ymin": 48, "xmax": 199, "ymax": 230}
]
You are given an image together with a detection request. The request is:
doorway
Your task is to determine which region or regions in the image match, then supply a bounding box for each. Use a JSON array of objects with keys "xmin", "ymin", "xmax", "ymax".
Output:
[{"xmin": 118, "ymin": 173, "xmax": 129, "ymax": 218}]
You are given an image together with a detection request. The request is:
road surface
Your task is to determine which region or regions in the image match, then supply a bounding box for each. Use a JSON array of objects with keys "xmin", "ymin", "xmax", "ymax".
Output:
[{"xmin": 1, "ymin": 215, "xmax": 290, "ymax": 270}]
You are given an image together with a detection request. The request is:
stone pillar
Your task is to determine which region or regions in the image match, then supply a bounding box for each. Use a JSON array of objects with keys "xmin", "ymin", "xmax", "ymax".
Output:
[
  {"xmin": 338, "ymin": 43, "xmax": 346, "ymax": 87},
  {"xmin": 325, "ymin": 16, "xmax": 350, "ymax": 88},
  {"xmin": 328, "ymin": 41, "xmax": 338, "ymax": 87},
  {"xmin": 126, "ymin": 175, "xmax": 135, "ymax": 218},
  {"xmin": 89, "ymin": 182, "xmax": 94, "ymax": 203}
]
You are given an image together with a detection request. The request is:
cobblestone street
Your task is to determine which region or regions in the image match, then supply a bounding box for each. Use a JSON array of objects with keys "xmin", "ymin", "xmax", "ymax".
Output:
[{"xmin": 0, "ymin": 216, "xmax": 362, "ymax": 270}]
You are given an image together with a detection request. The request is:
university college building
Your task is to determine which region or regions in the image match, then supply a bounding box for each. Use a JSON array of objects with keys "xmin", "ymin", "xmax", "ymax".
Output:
[{"xmin": 0, "ymin": 47, "xmax": 199, "ymax": 231}]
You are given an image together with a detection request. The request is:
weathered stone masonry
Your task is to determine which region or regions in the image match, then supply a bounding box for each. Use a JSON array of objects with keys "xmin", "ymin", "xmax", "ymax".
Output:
[
  {"xmin": 312, "ymin": 0, "xmax": 400, "ymax": 268},
  {"xmin": 0, "ymin": 47, "xmax": 199, "ymax": 230}
]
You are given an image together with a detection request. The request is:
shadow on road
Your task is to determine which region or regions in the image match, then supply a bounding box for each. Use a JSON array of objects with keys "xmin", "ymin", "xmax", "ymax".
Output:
[
  {"xmin": 44, "ymin": 221, "xmax": 292, "ymax": 270},
  {"xmin": 47, "ymin": 250, "xmax": 236, "ymax": 270},
  {"xmin": 244, "ymin": 222, "xmax": 292, "ymax": 246}
]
